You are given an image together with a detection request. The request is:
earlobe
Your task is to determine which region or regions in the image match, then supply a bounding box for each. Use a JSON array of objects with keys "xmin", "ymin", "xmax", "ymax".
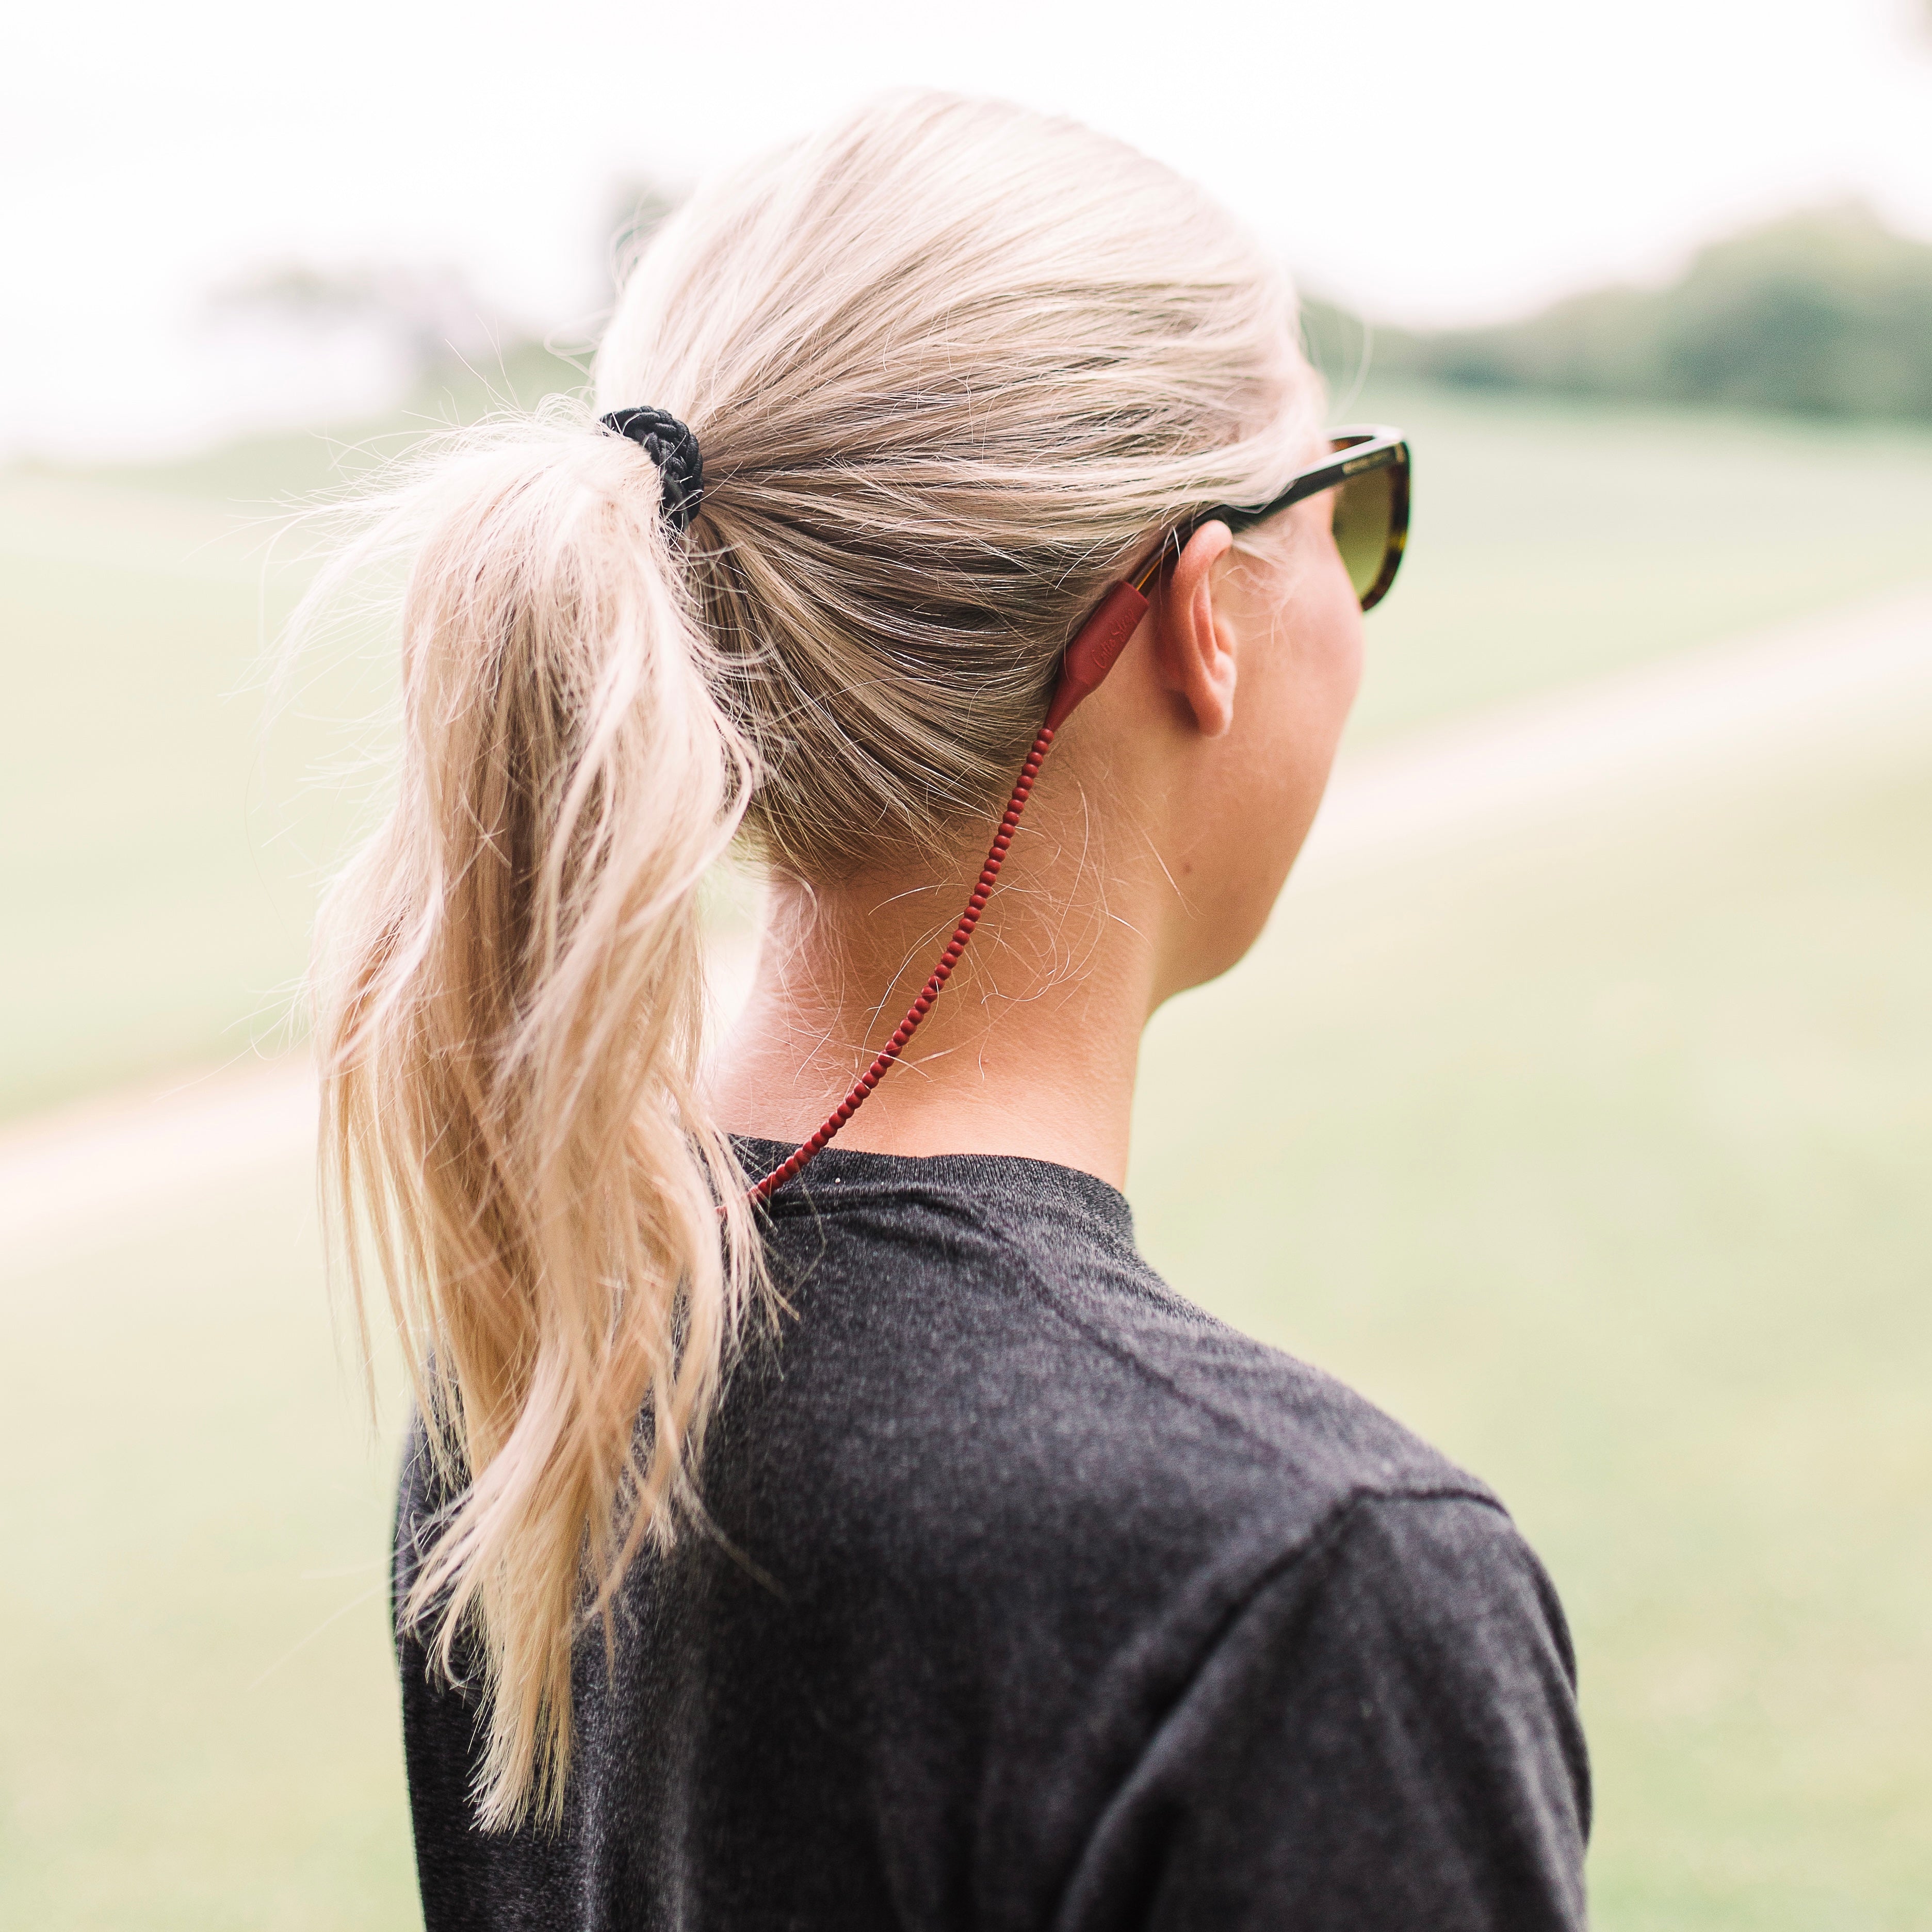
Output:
[{"xmin": 1157, "ymin": 521, "xmax": 1239, "ymax": 738}]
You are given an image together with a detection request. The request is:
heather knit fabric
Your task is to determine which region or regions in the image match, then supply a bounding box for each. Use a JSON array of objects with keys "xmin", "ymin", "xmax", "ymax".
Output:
[{"xmin": 396, "ymin": 1139, "xmax": 1589, "ymax": 1930}]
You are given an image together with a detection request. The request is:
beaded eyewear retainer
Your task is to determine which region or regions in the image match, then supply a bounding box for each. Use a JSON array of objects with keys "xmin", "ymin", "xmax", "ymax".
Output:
[{"xmin": 747, "ymin": 425, "xmax": 1410, "ymax": 1204}]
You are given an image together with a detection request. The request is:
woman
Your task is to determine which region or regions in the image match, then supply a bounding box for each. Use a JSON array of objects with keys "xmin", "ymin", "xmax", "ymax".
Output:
[{"xmin": 316, "ymin": 93, "xmax": 1588, "ymax": 1929}]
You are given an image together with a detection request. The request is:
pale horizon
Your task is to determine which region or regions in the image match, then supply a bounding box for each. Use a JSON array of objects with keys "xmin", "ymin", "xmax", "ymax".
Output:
[{"xmin": 7, "ymin": 0, "xmax": 1931, "ymax": 461}]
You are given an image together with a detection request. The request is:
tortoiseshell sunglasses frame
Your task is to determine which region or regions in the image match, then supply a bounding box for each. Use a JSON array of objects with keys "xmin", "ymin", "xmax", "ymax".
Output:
[{"xmin": 1133, "ymin": 424, "xmax": 1411, "ymax": 612}]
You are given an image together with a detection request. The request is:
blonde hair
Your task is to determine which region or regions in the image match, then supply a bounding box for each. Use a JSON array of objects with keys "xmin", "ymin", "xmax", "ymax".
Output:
[{"xmin": 310, "ymin": 91, "xmax": 1322, "ymax": 1827}]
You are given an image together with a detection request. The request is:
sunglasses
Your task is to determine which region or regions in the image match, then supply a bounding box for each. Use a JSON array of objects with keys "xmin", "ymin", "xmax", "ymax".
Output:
[{"xmin": 1142, "ymin": 424, "xmax": 1411, "ymax": 612}]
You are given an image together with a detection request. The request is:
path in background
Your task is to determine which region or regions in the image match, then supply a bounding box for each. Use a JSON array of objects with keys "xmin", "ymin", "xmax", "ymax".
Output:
[{"xmin": 4, "ymin": 580, "xmax": 1928, "ymax": 1279}]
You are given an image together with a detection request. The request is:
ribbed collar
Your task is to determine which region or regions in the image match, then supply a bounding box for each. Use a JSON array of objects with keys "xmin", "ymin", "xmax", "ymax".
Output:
[{"xmin": 732, "ymin": 1134, "xmax": 1138, "ymax": 1254}]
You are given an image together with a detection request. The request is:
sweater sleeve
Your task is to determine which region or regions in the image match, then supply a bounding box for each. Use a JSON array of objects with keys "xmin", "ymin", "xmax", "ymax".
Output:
[{"xmin": 1059, "ymin": 1493, "xmax": 1591, "ymax": 1932}]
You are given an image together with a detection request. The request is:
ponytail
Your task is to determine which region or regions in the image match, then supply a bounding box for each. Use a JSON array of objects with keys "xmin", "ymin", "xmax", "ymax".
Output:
[{"xmin": 305, "ymin": 404, "xmax": 762, "ymax": 1825}]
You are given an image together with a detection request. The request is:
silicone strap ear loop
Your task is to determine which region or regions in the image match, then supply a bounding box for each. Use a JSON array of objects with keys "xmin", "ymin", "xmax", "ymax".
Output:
[{"xmin": 746, "ymin": 575, "xmax": 1154, "ymax": 1206}]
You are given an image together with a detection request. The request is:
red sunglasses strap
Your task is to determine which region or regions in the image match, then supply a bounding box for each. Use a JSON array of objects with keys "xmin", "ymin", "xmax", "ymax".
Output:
[{"xmin": 748, "ymin": 579, "xmax": 1151, "ymax": 1205}]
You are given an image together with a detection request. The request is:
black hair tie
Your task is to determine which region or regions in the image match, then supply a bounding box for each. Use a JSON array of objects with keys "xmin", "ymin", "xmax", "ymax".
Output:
[{"xmin": 599, "ymin": 407, "xmax": 704, "ymax": 533}]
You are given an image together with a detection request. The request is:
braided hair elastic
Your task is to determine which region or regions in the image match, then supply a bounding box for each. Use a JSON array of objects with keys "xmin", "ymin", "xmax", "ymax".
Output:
[{"xmin": 600, "ymin": 407, "xmax": 705, "ymax": 532}]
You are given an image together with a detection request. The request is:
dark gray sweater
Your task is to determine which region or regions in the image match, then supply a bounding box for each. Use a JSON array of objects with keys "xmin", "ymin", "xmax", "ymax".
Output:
[{"xmin": 395, "ymin": 1140, "xmax": 1589, "ymax": 1929}]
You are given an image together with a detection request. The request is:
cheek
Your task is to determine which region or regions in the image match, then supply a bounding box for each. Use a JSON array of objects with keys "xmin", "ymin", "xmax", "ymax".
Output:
[
  {"xmin": 1322, "ymin": 600, "xmax": 1367, "ymax": 725},
  {"xmin": 1159, "ymin": 546, "xmax": 1366, "ymax": 998},
  {"xmin": 1255, "ymin": 564, "xmax": 1364, "ymax": 836},
  {"xmin": 1297, "ymin": 540, "xmax": 1368, "ymax": 723},
  {"xmin": 1208, "ymin": 565, "xmax": 1365, "ymax": 948}
]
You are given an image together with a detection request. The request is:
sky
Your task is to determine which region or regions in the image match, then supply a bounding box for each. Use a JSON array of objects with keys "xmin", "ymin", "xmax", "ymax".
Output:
[{"xmin": 6, "ymin": 0, "xmax": 1931, "ymax": 459}]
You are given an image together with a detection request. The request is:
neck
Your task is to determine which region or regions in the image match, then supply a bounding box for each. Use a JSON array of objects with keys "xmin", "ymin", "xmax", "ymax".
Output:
[{"xmin": 708, "ymin": 777, "xmax": 1163, "ymax": 1190}]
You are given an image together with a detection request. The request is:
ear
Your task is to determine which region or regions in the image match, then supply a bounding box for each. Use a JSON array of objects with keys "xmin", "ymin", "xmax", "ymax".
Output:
[{"xmin": 1153, "ymin": 521, "xmax": 1239, "ymax": 737}]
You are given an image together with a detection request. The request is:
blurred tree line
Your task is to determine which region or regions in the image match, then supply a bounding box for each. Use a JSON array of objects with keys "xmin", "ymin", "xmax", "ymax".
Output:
[
  {"xmin": 182, "ymin": 188, "xmax": 1932, "ymax": 495},
  {"xmin": 1321, "ymin": 203, "xmax": 1932, "ymax": 420},
  {"xmin": 138, "ymin": 182, "xmax": 679, "ymax": 499}
]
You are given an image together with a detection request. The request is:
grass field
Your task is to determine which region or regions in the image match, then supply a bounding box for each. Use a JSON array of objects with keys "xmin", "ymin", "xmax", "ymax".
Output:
[
  {"xmin": 3, "ymin": 378, "xmax": 1930, "ymax": 1926},
  {"xmin": 1344, "ymin": 378, "xmax": 1932, "ymax": 740},
  {"xmin": 3, "ymin": 704, "xmax": 1927, "ymax": 1929},
  {"xmin": 4, "ymin": 376, "xmax": 1932, "ymax": 1118},
  {"xmin": 1132, "ymin": 733, "xmax": 1932, "ymax": 1929}
]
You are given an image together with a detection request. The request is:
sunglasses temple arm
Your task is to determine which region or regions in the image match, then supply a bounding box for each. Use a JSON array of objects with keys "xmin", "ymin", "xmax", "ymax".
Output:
[{"xmin": 1042, "ymin": 576, "xmax": 1153, "ymax": 732}]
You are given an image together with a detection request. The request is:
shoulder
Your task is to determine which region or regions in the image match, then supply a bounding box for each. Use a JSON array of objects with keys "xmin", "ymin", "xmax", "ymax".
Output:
[
  {"xmin": 741, "ymin": 1146, "xmax": 1496, "ymax": 1641},
  {"xmin": 754, "ymin": 1143, "xmax": 1484, "ymax": 1515},
  {"xmin": 1222, "ymin": 1491, "xmax": 1585, "ymax": 1761},
  {"xmin": 1061, "ymin": 1491, "xmax": 1591, "ymax": 1929},
  {"xmin": 713, "ymin": 1151, "xmax": 1592, "ymax": 1919}
]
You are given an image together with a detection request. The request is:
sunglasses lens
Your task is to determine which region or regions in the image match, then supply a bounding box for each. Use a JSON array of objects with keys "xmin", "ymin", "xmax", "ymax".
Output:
[{"xmin": 1330, "ymin": 463, "xmax": 1396, "ymax": 607}]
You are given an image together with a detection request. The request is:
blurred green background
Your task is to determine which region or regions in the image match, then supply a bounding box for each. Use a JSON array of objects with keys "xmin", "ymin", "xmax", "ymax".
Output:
[
  {"xmin": 2, "ymin": 328, "xmax": 1930, "ymax": 1926},
  {"xmin": 1347, "ymin": 201, "xmax": 1932, "ymax": 421}
]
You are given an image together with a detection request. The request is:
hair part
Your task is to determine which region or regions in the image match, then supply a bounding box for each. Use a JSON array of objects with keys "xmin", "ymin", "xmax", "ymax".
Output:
[{"xmin": 307, "ymin": 89, "xmax": 1323, "ymax": 1827}]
